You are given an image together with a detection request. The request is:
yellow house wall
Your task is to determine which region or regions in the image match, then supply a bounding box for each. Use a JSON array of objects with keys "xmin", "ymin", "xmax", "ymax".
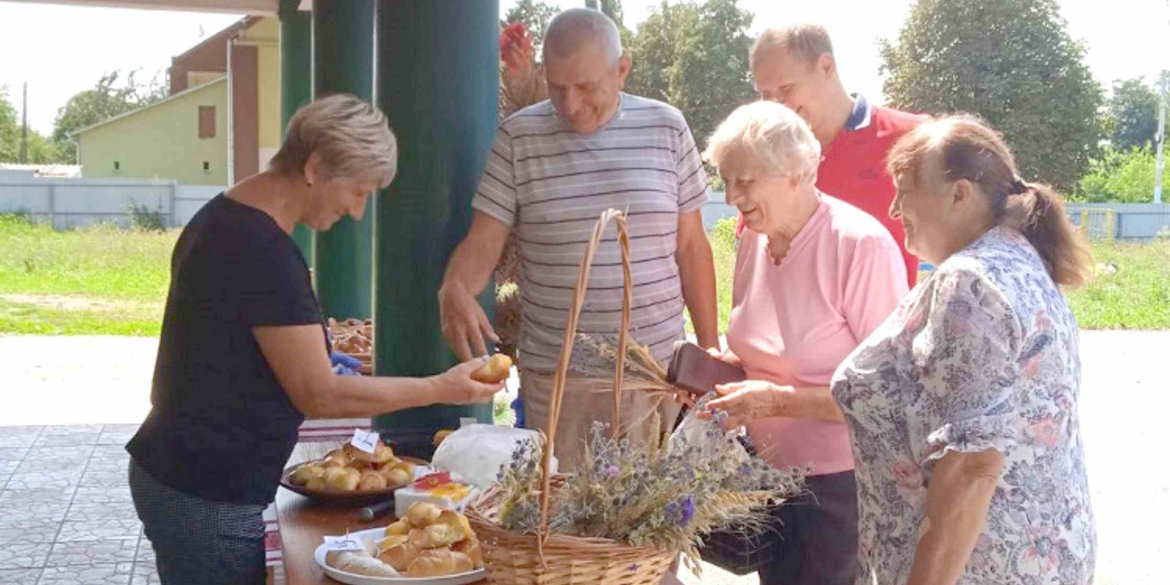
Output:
[{"xmin": 77, "ymin": 79, "xmax": 228, "ymax": 186}]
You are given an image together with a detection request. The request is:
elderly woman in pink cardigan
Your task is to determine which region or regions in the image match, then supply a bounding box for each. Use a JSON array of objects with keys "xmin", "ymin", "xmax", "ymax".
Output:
[{"xmin": 700, "ymin": 101, "xmax": 908, "ymax": 585}]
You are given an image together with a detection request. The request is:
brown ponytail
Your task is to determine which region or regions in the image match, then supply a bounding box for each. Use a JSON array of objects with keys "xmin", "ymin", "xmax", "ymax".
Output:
[
  {"xmin": 887, "ymin": 114, "xmax": 1092, "ymax": 288},
  {"xmin": 1003, "ymin": 181, "xmax": 1092, "ymax": 287}
]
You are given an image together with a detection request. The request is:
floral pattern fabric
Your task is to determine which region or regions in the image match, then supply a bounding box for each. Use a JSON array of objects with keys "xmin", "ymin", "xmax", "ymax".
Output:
[{"xmin": 831, "ymin": 227, "xmax": 1096, "ymax": 585}]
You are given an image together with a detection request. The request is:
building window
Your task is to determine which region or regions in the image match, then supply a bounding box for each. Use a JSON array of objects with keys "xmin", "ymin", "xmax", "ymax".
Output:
[
  {"xmin": 203, "ymin": 161, "xmax": 211, "ymax": 174},
  {"xmin": 198, "ymin": 106, "xmax": 216, "ymax": 139}
]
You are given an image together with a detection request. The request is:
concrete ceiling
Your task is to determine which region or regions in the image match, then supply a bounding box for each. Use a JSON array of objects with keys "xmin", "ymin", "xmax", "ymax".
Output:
[{"xmin": 7, "ymin": 0, "xmax": 318, "ymax": 16}]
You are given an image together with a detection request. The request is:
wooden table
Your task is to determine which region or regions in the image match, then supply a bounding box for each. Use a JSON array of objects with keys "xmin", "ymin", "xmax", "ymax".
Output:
[{"xmin": 274, "ymin": 443, "xmax": 683, "ymax": 585}]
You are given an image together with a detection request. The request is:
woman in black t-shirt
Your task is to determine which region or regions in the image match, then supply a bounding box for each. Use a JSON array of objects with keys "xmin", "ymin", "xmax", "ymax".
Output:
[{"xmin": 125, "ymin": 95, "xmax": 504, "ymax": 585}]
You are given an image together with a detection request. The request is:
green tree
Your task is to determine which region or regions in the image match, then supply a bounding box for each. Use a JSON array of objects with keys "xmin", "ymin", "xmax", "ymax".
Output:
[
  {"xmin": 50, "ymin": 70, "xmax": 167, "ymax": 163},
  {"xmin": 585, "ymin": 0, "xmax": 624, "ymax": 25},
  {"xmin": 0, "ymin": 86, "xmax": 19, "ymax": 163},
  {"xmin": 881, "ymin": 0, "xmax": 1103, "ymax": 191},
  {"xmin": 505, "ymin": 0, "xmax": 560, "ymax": 49},
  {"xmin": 1107, "ymin": 77, "xmax": 1161, "ymax": 151},
  {"xmin": 1076, "ymin": 145, "xmax": 1156, "ymax": 203},
  {"xmin": 626, "ymin": 0, "xmax": 756, "ymax": 149}
]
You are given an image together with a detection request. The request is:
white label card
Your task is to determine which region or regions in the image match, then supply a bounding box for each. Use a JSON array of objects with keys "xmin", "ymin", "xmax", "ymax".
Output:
[
  {"xmin": 323, "ymin": 534, "xmax": 366, "ymax": 552},
  {"xmin": 349, "ymin": 428, "xmax": 378, "ymax": 454}
]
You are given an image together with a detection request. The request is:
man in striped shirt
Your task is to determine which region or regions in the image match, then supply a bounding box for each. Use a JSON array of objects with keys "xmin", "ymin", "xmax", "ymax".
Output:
[{"xmin": 439, "ymin": 8, "xmax": 718, "ymax": 469}]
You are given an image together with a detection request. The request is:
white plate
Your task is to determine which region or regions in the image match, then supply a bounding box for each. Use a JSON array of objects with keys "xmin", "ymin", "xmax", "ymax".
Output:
[{"xmin": 313, "ymin": 527, "xmax": 486, "ymax": 585}]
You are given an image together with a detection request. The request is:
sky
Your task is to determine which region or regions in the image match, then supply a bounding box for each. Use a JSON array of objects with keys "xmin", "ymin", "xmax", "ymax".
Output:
[{"xmin": 0, "ymin": 0, "xmax": 1166, "ymax": 136}]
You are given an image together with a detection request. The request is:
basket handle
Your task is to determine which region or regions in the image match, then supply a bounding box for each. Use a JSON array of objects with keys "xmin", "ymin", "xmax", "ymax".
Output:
[{"xmin": 538, "ymin": 209, "xmax": 632, "ymax": 540}]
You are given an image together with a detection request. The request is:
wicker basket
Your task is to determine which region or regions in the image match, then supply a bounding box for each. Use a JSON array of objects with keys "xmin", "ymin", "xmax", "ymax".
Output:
[{"xmin": 466, "ymin": 210, "xmax": 679, "ymax": 585}]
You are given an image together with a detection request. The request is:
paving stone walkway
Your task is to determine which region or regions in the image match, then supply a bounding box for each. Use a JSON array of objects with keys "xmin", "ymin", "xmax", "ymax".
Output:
[{"xmin": 0, "ymin": 424, "xmax": 157, "ymax": 585}]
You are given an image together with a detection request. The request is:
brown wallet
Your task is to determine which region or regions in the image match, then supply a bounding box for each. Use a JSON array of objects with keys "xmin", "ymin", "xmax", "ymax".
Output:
[{"xmin": 666, "ymin": 342, "xmax": 746, "ymax": 396}]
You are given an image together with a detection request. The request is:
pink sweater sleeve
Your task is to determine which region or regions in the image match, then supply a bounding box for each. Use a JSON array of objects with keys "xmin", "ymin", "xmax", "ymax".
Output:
[{"xmin": 842, "ymin": 241, "xmax": 910, "ymax": 343}]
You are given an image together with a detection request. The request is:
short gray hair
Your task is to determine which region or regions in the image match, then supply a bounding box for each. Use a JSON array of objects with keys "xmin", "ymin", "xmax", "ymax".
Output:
[
  {"xmin": 704, "ymin": 101, "xmax": 821, "ymax": 180},
  {"xmin": 751, "ymin": 23, "xmax": 834, "ymax": 67},
  {"xmin": 269, "ymin": 94, "xmax": 397, "ymax": 188},
  {"xmin": 543, "ymin": 8, "xmax": 623, "ymax": 65}
]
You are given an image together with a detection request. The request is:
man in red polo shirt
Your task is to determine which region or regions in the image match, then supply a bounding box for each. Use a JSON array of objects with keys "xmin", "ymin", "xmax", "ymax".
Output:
[{"xmin": 746, "ymin": 23, "xmax": 927, "ymax": 286}]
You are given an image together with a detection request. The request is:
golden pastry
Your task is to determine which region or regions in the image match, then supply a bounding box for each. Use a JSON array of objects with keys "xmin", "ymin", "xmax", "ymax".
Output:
[
  {"xmin": 432, "ymin": 429, "xmax": 454, "ymax": 447},
  {"xmin": 416, "ymin": 523, "xmax": 465, "ymax": 549},
  {"xmin": 376, "ymin": 534, "xmax": 408, "ymax": 554},
  {"xmin": 382, "ymin": 468, "xmax": 411, "ymax": 488},
  {"xmin": 384, "ymin": 520, "xmax": 411, "ymax": 537},
  {"xmin": 324, "ymin": 466, "xmax": 361, "ymax": 491},
  {"xmin": 289, "ymin": 463, "xmax": 325, "ymax": 486},
  {"xmin": 344, "ymin": 440, "xmax": 394, "ymax": 465},
  {"xmin": 452, "ymin": 536, "xmax": 484, "ymax": 568},
  {"xmin": 406, "ymin": 501, "xmax": 443, "ymax": 527},
  {"xmin": 387, "ymin": 460, "xmax": 417, "ymax": 478},
  {"xmin": 323, "ymin": 448, "xmax": 351, "ymax": 468},
  {"xmin": 406, "ymin": 549, "xmax": 474, "ymax": 578},
  {"xmin": 377, "ymin": 539, "xmax": 420, "ymax": 572},
  {"xmin": 304, "ymin": 477, "xmax": 327, "ymax": 491},
  {"xmin": 471, "ymin": 354, "xmax": 512, "ymax": 383},
  {"xmin": 357, "ymin": 470, "xmax": 388, "ymax": 491},
  {"xmin": 435, "ymin": 509, "xmax": 474, "ymax": 541}
]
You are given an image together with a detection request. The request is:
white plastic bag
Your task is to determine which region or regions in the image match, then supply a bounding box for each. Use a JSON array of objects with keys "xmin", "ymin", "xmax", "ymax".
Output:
[{"xmin": 430, "ymin": 424, "xmax": 558, "ymax": 489}]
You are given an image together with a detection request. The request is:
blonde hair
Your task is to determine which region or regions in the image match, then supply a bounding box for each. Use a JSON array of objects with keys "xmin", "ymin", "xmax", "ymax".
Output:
[
  {"xmin": 751, "ymin": 23, "xmax": 834, "ymax": 67},
  {"xmin": 703, "ymin": 101, "xmax": 821, "ymax": 181},
  {"xmin": 887, "ymin": 115, "xmax": 1092, "ymax": 288},
  {"xmin": 269, "ymin": 94, "xmax": 398, "ymax": 188}
]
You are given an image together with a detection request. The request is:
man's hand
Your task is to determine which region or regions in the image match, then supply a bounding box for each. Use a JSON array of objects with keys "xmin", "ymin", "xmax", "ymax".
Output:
[
  {"xmin": 438, "ymin": 212, "xmax": 511, "ymax": 361},
  {"xmin": 439, "ymin": 281, "xmax": 499, "ymax": 362}
]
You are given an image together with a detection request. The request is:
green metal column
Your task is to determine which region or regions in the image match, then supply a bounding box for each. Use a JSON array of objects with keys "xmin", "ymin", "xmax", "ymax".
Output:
[
  {"xmin": 373, "ymin": 0, "xmax": 500, "ymax": 442},
  {"xmin": 312, "ymin": 0, "xmax": 375, "ymax": 319},
  {"xmin": 279, "ymin": 0, "xmax": 314, "ymax": 263}
]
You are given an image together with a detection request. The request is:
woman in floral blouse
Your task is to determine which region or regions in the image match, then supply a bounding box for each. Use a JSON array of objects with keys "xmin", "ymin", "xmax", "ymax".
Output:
[{"xmin": 830, "ymin": 115, "xmax": 1096, "ymax": 585}]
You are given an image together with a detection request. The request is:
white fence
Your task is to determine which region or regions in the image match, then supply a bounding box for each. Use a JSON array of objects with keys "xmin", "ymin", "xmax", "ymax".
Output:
[
  {"xmin": 3, "ymin": 180, "xmax": 1167, "ymax": 241},
  {"xmin": 0, "ymin": 178, "xmax": 222, "ymax": 230}
]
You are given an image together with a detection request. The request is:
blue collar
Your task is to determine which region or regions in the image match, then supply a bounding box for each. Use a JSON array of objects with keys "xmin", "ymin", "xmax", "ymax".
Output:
[{"xmin": 845, "ymin": 94, "xmax": 872, "ymax": 132}]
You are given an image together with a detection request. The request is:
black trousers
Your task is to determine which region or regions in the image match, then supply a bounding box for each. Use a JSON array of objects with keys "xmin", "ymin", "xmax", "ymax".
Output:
[{"xmin": 758, "ymin": 470, "xmax": 860, "ymax": 585}]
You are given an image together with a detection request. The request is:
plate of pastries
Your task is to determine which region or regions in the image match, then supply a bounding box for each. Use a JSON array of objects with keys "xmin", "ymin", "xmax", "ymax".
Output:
[
  {"xmin": 316, "ymin": 502, "xmax": 485, "ymax": 584},
  {"xmin": 280, "ymin": 438, "xmax": 424, "ymax": 506}
]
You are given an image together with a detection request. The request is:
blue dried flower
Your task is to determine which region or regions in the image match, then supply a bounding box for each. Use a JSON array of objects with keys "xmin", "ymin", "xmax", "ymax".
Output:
[
  {"xmin": 680, "ymin": 497, "xmax": 695, "ymax": 526},
  {"xmin": 606, "ymin": 465, "xmax": 620, "ymax": 477}
]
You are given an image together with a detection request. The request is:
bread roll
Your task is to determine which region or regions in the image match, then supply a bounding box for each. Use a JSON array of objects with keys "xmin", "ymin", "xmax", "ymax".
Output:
[
  {"xmin": 323, "ymin": 449, "xmax": 351, "ymax": 468},
  {"xmin": 382, "ymin": 468, "xmax": 411, "ymax": 488},
  {"xmin": 435, "ymin": 509, "xmax": 474, "ymax": 541},
  {"xmin": 305, "ymin": 477, "xmax": 327, "ymax": 491},
  {"xmin": 289, "ymin": 463, "xmax": 325, "ymax": 486},
  {"xmin": 377, "ymin": 539, "xmax": 420, "ymax": 572},
  {"xmin": 357, "ymin": 470, "xmax": 388, "ymax": 491},
  {"xmin": 407, "ymin": 502, "xmax": 443, "ymax": 527},
  {"xmin": 406, "ymin": 549, "xmax": 474, "ymax": 577},
  {"xmin": 325, "ymin": 550, "xmax": 400, "ymax": 577},
  {"xmin": 416, "ymin": 523, "xmax": 465, "ymax": 549},
  {"xmin": 452, "ymin": 536, "xmax": 484, "ymax": 568},
  {"xmin": 384, "ymin": 520, "xmax": 411, "ymax": 537},
  {"xmin": 471, "ymin": 354, "xmax": 512, "ymax": 383},
  {"xmin": 376, "ymin": 534, "xmax": 408, "ymax": 554},
  {"xmin": 344, "ymin": 439, "xmax": 393, "ymax": 464},
  {"xmin": 324, "ymin": 466, "xmax": 361, "ymax": 491}
]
